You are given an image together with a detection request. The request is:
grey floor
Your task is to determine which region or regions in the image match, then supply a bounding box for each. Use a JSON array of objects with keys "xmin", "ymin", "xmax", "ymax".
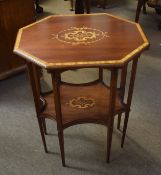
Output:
[{"xmin": 0, "ymin": 0, "xmax": 161, "ymax": 175}]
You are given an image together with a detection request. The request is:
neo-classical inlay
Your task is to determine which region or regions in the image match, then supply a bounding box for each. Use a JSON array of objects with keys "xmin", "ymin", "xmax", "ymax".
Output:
[
  {"xmin": 67, "ymin": 96, "xmax": 95, "ymax": 109},
  {"xmin": 52, "ymin": 27, "xmax": 109, "ymax": 45}
]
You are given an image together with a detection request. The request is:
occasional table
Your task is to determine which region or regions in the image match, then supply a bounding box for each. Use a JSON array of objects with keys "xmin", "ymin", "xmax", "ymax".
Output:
[{"xmin": 14, "ymin": 13, "xmax": 149, "ymax": 166}]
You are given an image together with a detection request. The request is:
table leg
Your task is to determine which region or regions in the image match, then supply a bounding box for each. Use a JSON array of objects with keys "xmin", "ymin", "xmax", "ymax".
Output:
[
  {"xmin": 121, "ymin": 58, "xmax": 138, "ymax": 148},
  {"xmin": 42, "ymin": 118, "xmax": 47, "ymax": 135},
  {"xmin": 117, "ymin": 64, "xmax": 128, "ymax": 130},
  {"xmin": 27, "ymin": 62, "xmax": 48, "ymax": 153},
  {"xmin": 99, "ymin": 68, "xmax": 103, "ymax": 82},
  {"xmin": 107, "ymin": 69, "xmax": 118, "ymax": 163},
  {"xmin": 36, "ymin": 67, "xmax": 48, "ymax": 135},
  {"xmin": 51, "ymin": 71, "xmax": 65, "ymax": 167},
  {"xmin": 75, "ymin": 0, "xmax": 84, "ymax": 14}
]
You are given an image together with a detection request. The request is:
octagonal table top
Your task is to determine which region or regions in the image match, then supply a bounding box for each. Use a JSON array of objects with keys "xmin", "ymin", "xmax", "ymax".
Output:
[{"xmin": 14, "ymin": 13, "xmax": 149, "ymax": 69}]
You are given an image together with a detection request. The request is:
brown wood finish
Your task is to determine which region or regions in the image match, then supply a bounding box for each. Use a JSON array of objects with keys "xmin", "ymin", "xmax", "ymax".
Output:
[
  {"xmin": 107, "ymin": 69, "xmax": 118, "ymax": 163},
  {"xmin": 0, "ymin": 0, "xmax": 35, "ymax": 80},
  {"xmin": 51, "ymin": 71, "xmax": 65, "ymax": 166},
  {"xmin": 117, "ymin": 64, "xmax": 128, "ymax": 130},
  {"xmin": 40, "ymin": 82, "xmax": 125, "ymax": 127},
  {"xmin": 27, "ymin": 62, "xmax": 48, "ymax": 153},
  {"xmin": 121, "ymin": 58, "xmax": 139, "ymax": 148},
  {"xmin": 14, "ymin": 14, "xmax": 149, "ymax": 166},
  {"xmin": 14, "ymin": 14, "xmax": 149, "ymax": 69}
]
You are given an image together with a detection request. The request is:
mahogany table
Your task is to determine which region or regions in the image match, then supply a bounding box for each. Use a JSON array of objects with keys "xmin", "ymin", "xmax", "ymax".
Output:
[{"xmin": 14, "ymin": 13, "xmax": 149, "ymax": 166}]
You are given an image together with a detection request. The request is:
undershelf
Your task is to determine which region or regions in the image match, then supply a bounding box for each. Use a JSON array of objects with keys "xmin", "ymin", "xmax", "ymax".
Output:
[{"xmin": 41, "ymin": 82, "xmax": 126, "ymax": 128}]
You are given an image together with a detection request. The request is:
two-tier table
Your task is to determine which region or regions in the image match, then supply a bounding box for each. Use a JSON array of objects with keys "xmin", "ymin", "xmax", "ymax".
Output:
[{"xmin": 14, "ymin": 13, "xmax": 149, "ymax": 166}]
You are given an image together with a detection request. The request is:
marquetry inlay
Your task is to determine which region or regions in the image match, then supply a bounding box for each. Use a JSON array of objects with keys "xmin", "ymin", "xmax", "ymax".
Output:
[
  {"xmin": 52, "ymin": 27, "xmax": 109, "ymax": 45},
  {"xmin": 67, "ymin": 96, "xmax": 95, "ymax": 109}
]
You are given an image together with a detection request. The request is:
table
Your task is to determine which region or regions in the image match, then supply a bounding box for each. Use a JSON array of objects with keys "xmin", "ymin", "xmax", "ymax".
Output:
[{"xmin": 14, "ymin": 13, "xmax": 149, "ymax": 166}]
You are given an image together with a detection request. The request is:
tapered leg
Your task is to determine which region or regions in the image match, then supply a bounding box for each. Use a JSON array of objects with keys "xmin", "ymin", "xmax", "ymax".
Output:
[
  {"xmin": 42, "ymin": 118, "xmax": 47, "ymax": 135},
  {"xmin": 121, "ymin": 111, "xmax": 130, "ymax": 148},
  {"xmin": 107, "ymin": 69, "xmax": 118, "ymax": 163},
  {"xmin": 58, "ymin": 131, "xmax": 65, "ymax": 166},
  {"xmin": 27, "ymin": 63, "xmax": 48, "ymax": 153},
  {"xmin": 37, "ymin": 117, "xmax": 48, "ymax": 153},
  {"xmin": 99, "ymin": 68, "xmax": 103, "ymax": 82},
  {"xmin": 51, "ymin": 71, "xmax": 65, "ymax": 166},
  {"xmin": 107, "ymin": 123, "xmax": 114, "ymax": 163},
  {"xmin": 121, "ymin": 58, "xmax": 138, "ymax": 147},
  {"xmin": 117, "ymin": 65, "xmax": 128, "ymax": 130}
]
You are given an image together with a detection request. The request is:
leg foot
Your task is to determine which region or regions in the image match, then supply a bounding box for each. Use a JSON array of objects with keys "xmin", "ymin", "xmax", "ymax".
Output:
[
  {"xmin": 42, "ymin": 118, "xmax": 47, "ymax": 135},
  {"xmin": 106, "ymin": 126, "xmax": 113, "ymax": 163},
  {"xmin": 121, "ymin": 111, "xmax": 130, "ymax": 148},
  {"xmin": 58, "ymin": 131, "xmax": 65, "ymax": 166},
  {"xmin": 38, "ymin": 118, "xmax": 48, "ymax": 153}
]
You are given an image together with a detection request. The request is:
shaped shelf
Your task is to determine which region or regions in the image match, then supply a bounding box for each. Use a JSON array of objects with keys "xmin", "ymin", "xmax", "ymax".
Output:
[{"xmin": 41, "ymin": 82, "xmax": 126, "ymax": 128}]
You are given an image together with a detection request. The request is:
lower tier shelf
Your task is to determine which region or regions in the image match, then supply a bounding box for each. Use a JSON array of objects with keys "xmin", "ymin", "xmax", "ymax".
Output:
[{"xmin": 40, "ymin": 82, "xmax": 126, "ymax": 128}]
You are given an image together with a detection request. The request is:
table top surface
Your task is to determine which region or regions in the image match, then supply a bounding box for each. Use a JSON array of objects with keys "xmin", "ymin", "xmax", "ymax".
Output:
[{"xmin": 14, "ymin": 13, "xmax": 149, "ymax": 69}]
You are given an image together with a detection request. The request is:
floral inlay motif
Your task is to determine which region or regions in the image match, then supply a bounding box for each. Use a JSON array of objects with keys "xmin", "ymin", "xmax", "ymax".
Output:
[
  {"xmin": 67, "ymin": 96, "xmax": 95, "ymax": 109},
  {"xmin": 52, "ymin": 27, "xmax": 109, "ymax": 45}
]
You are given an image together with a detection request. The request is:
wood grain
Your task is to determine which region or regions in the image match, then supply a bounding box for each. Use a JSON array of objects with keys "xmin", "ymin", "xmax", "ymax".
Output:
[
  {"xmin": 40, "ymin": 82, "xmax": 126, "ymax": 128},
  {"xmin": 14, "ymin": 14, "xmax": 149, "ymax": 69}
]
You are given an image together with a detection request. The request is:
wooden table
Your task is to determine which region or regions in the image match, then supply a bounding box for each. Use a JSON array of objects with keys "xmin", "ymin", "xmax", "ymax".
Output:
[{"xmin": 14, "ymin": 14, "xmax": 149, "ymax": 166}]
